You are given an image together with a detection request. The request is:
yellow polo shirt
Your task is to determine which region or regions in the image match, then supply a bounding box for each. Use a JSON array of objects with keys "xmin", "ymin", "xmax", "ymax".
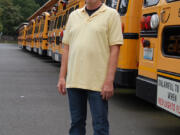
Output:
[{"xmin": 62, "ymin": 4, "xmax": 123, "ymax": 92}]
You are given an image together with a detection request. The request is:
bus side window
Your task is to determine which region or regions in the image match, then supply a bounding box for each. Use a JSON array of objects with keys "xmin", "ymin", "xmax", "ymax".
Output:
[
  {"xmin": 65, "ymin": 10, "xmax": 69, "ymax": 25},
  {"xmin": 49, "ymin": 21, "xmax": 52, "ymax": 31},
  {"xmin": 51, "ymin": 20, "xmax": 55, "ymax": 31},
  {"xmin": 69, "ymin": 7, "xmax": 75, "ymax": 15},
  {"xmin": 118, "ymin": 0, "xmax": 129, "ymax": 16},
  {"xmin": 162, "ymin": 27, "xmax": 180, "ymax": 57},
  {"xmin": 57, "ymin": 16, "xmax": 62, "ymax": 29},
  {"xmin": 62, "ymin": 15, "xmax": 66, "ymax": 27},
  {"xmin": 106, "ymin": 0, "xmax": 118, "ymax": 9},
  {"xmin": 54, "ymin": 17, "xmax": 58, "ymax": 29},
  {"xmin": 48, "ymin": 20, "xmax": 50, "ymax": 31},
  {"xmin": 75, "ymin": 5, "xmax": 79, "ymax": 10},
  {"xmin": 106, "ymin": 0, "xmax": 112, "ymax": 7}
]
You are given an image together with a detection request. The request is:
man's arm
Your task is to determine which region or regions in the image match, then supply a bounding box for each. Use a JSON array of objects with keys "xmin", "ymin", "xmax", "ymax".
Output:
[
  {"xmin": 101, "ymin": 45, "xmax": 120, "ymax": 100},
  {"xmin": 57, "ymin": 45, "xmax": 69, "ymax": 95}
]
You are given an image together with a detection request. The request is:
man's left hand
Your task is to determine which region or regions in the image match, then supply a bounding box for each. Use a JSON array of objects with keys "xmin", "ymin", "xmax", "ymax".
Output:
[{"xmin": 101, "ymin": 80, "xmax": 114, "ymax": 100}]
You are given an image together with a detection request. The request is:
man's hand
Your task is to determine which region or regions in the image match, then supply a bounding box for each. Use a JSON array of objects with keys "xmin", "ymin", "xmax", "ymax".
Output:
[
  {"xmin": 57, "ymin": 78, "xmax": 66, "ymax": 95},
  {"xmin": 101, "ymin": 80, "xmax": 114, "ymax": 100},
  {"xmin": 57, "ymin": 45, "xmax": 69, "ymax": 95},
  {"xmin": 101, "ymin": 45, "xmax": 120, "ymax": 100}
]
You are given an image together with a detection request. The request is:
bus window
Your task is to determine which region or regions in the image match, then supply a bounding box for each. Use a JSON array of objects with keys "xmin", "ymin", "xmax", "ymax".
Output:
[
  {"xmin": 144, "ymin": 0, "xmax": 159, "ymax": 7},
  {"xmin": 106, "ymin": 0, "xmax": 118, "ymax": 9},
  {"xmin": 54, "ymin": 18, "xmax": 58, "ymax": 29},
  {"xmin": 48, "ymin": 20, "xmax": 50, "ymax": 31},
  {"xmin": 162, "ymin": 27, "xmax": 180, "ymax": 57},
  {"xmin": 35, "ymin": 26, "xmax": 38, "ymax": 33},
  {"xmin": 75, "ymin": 5, "xmax": 79, "ymax": 10},
  {"xmin": 40, "ymin": 22, "xmax": 44, "ymax": 32},
  {"xmin": 69, "ymin": 7, "xmax": 75, "ymax": 15},
  {"xmin": 57, "ymin": 16, "xmax": 62, "ymax": 29},
  {"xmin": 62, "ymin": 15, "xmax": 66, "ymax": 27},
  {"xmin": 49, "ymin": 21, "xmax": 52, "ymax": 31},
  {"xmin": 65, "ymin": 10, "xmax": 69, "ymax": 25},
  {"xmin": 118, "ymin": 0, "xmax": 129, "ymax": 16},
  {"xmin": 51, "ymin": 20, "xmax": 55, "ymax": 31}
]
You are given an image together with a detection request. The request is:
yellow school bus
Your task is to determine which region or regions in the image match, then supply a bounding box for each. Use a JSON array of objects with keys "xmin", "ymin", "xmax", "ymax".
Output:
[
  {"xmin": 18, "ymin": 23, "xmax": 28, "ymax": 49},
  {"xmin": 51, "ymin": 2, "xmax": 61, "ymax": 61},
  {"xmin": 33, "ymin": 16, "xmax": 41, "ymax": 53},
  {"xmin": 53, "ymin": 0, "xmax": 85, "ymax": 62},
  {"xmin": 136, "ymin": 0, "xmax": 180, "ymax": 117},
  {"xmin": 38, "ymin": 12, "xmax": 50, "ymax": 56},
  {"xmin": 105, "ymin": 0, "xmax": 143, "ymax": 88},
  {"xmin": 26, "ymin": 20, "xmax": 35, "ymax": 52},
  {"xmin": 52, "ymin": 0, "xmax": 64, "ymax": 62},
  {"xmin": 50, "ymin": 5, "xmax": 59, "ymax": 60},
  {"xmin": 47, "ymin": 7, "xmax": 57, "ymax": 57},
  {"xmin": 18, "ymin": 27, "xmax": 23, "ymax": 48}
]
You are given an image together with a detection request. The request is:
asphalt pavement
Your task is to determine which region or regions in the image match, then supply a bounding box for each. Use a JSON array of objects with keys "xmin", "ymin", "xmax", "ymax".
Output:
[{"xmin": 0, "ymin": 43, "xmax": 180, "ymax": 135}]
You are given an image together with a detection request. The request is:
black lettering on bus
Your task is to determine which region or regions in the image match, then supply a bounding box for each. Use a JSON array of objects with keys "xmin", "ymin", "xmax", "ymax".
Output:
[{"xmin": 168, "ymin": 92, "xmax": 177, "ymax": 102}]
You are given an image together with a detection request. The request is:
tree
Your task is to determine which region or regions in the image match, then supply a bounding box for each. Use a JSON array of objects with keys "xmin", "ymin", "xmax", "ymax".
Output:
[
  {"xmin": 13, "ymin": 0, "xmax": 40, "ymax": 20},
  {"xmin": 35, "ymin": 0, "xmax": 49, "ymax": 6},
  {"xmin": 0, "ymin": 0, "xmax": 23, "ymax": 35},
  {"xmin": 0, "ymin": 0, "xmax": 48, "ymax": 36},
  {"xmin": 0, "ymin": 7, "xmax": 3, "ymax": 32}
]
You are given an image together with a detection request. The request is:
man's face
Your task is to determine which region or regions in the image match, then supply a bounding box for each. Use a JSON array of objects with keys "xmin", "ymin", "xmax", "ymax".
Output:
[{"xmin": 85, "ymin": 0, "xmax": 100, "ymax": 4}]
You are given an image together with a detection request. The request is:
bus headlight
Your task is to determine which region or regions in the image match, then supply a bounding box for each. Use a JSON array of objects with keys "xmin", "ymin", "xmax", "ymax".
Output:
[{"xmin": 150, "ymin": 14, "xmax": 159, "ymax": 29}]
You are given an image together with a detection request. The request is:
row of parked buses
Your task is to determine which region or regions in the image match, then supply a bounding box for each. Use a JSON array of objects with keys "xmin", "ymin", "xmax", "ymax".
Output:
[{"xmin": 18, "ymin": 0, "xmax": 180, "ymax": 117}]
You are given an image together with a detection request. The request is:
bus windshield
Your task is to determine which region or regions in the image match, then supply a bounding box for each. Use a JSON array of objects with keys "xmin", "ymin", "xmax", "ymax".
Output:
[
  {"xmin": 144, "ymin": 0, "xmax": 159, "ymax": 7},
  {"xmin": 118, "ymin": 0, "xmax": 129, "ymax": 16},
  {"xmin": 106, "ymin": 0, "xmax": 118, "ymax": 9}
]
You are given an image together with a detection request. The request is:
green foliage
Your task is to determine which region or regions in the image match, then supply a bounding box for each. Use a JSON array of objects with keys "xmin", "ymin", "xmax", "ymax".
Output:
[
  {"xmin": 13, "ymin": 0, "xmax": 40, "ymax": 20},
  {"xmin": 35, "ymin": 0, "xmax": 49, "ymax": 6},
  {"xmin": 0, "ymin": 8, "xmax": 3, "ymax": 32},
  {"xmin": 0, "ymin": 0, "xmax": 48, "ymax": 36},
  {"xmin": 0, "ymin": 0, "xmax": 23, "ymax": 35},
  {"xmin": 0, "ymin": 23, "xmax": 3, "ymax": 32}
]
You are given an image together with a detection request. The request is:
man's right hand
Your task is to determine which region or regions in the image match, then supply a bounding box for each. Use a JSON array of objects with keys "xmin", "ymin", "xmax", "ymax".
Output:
[{"xmin": 57, "ymin": 78, "xmax": 66, "ymax": 95}]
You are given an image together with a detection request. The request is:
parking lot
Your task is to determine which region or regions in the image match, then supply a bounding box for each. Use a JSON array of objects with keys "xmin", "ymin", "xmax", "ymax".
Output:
[{"xmin": 0, "ymin": 43, "xmax": 180, "ymax": 135}]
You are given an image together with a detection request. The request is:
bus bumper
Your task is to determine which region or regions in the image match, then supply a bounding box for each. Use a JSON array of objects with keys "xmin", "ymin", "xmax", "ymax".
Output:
[
  {"xmin": 114, "ymin": 68, "xmax": 138, "ymax": 88},
  {"xmin": 33, "ymin": 47, "xmax": 38, "ymax": 53},
  {"xmin": 47, "ymin": 50, "xmax": 52, "ymax": 57},
  {"xmin": 26, "ymin": 46, "xmax": 32, "ymax": 52},
  {"xmin": 136, "ymin": 76, "xmax": 157, "ymax": 104},
  {"xmin": 52, "ymin": 53, "xmax": 61, "ymax": 62},
  {"xmin": 38, "ymin": 48, "xmax": 47, "ymax": 56}
]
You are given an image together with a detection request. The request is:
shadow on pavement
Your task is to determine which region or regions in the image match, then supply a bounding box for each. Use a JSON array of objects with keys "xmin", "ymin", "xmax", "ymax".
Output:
[{"xmin": 111, "ymin": 89, "xmax": 161, "ymax": 113}]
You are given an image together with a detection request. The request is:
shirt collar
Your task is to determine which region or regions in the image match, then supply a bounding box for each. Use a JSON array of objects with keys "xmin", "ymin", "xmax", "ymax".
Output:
[{"xmin": 80, "ymin": 3, "xmax": 107, "ymax": 14}]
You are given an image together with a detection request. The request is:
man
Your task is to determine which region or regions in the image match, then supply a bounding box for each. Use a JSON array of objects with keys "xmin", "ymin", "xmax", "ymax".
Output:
[{"xmin": 57, "ymin": 0, "xmax": 123, "ymax": 134}]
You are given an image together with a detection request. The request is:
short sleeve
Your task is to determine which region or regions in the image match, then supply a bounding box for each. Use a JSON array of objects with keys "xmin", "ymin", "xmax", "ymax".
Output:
[
  {"xmin": 108, "ymin": 11, "xmax": 123, "ymax": 46},
  {"xmin": 62, "ymin": 14, "xmax": 72, "ymax": 45}
]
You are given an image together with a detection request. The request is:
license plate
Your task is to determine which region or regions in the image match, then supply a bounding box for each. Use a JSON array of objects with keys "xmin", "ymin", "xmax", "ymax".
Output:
[
  {"xmin": 157, "ymin": 76, "xmax": 180, "ymax": 117},
  {"xmin": 143, "ymin": 48, "xmax": 153, "ymax": 60}
]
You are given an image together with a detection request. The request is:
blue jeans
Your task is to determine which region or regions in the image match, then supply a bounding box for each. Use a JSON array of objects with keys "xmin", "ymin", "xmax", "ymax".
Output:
[{"xmin": 67, "ymin": 88, "xmax": 109, "ymax": 135}]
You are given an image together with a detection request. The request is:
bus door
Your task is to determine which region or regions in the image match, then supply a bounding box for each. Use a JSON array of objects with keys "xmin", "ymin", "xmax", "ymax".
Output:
[
  {"xmin": 47, "ymin": 18, "xmax": 53, "ymax": 57},
  {"xmin": 136, "ymin": 0, "xmax": 162, "ymax": 104},
  {"xmin": 23, "ymin": 26, "xmax": 27, "ymax": 49},
  {"xmin": 39, "ymin": 13, "xmax": 50, "ymax": 56},
  {"xmin": 31, "ymin": 20, "xmax": 35, "ymax": 52},
  {"xmin": 156, "ymin": 0, "xmax": 180, "ymax": 117},
  {"xmin": 51, "ymin": 15, "xmax": 57, "ymax": 60}
]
